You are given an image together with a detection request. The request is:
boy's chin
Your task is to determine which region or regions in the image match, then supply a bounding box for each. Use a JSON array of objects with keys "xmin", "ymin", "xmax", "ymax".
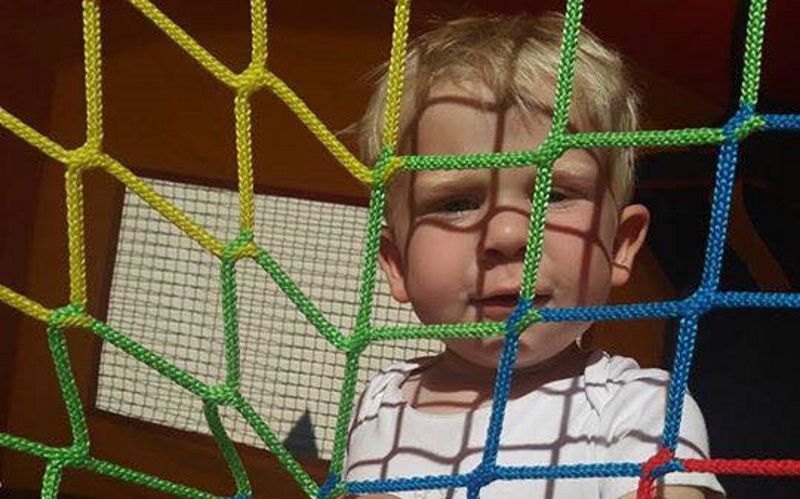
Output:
[{"xmin": 443, "ymin": 331, "xmax": 582, "ymax": 371}]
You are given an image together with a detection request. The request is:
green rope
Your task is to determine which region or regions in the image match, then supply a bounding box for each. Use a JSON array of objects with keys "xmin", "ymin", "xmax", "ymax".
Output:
[
  {"xmin": 220, "ymin": 241, "xmax": 244, "ymax": 390},
  {"xmin": 234, "ymin": 394, "xmax": 319, "ymax": 498},
  {"xmin": 81, "ymin": 456, "xmax": 224, "ymax": 499},
  {"xmin": 47, "ymin": 314, "xmax": 90, "ymax": 459},
  {"xmin": 0, "ymin": 433, "xmax": 60, "ymax": 461},
  {"xmin": 253, "ymin": 246, "xmax": 347, "ymax": 351},
  {"xmin": 739, "ymin": 0, "xmax": 767, "ymax": 106},
  {"xmin": 204, "ymin": 402, "xmax": 252, "ymax": 496},
  {"xmin": 41, "ymin": 460, "xmax": 65, "ymax": 499},
  {"xmin": 327, "ymin": 351, "xmax": 362, "ymax": 477},
  {"xmin": 90, "ymin": 318, "xmax": 213, "ymax": 399},
  {"xmin": 0, "ymin": 0, "xmax": 779, "ymax": 497},
  {"xmin": 371, "ymin": 322, "xmax": 506, "ymax": 342}
]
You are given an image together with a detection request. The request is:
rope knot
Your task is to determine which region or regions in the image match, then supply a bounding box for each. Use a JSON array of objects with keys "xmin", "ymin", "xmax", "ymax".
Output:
[
  {"xmin": 722, "ymin": 106, "xmax": 764, "ymax": 142},
  {"xmin": 50, "ymin": 304, "xmax": 89, "ymax": 329},
  {"xmin": 68, "ymin": 145, "xmax": 102, "ymax": 172},
  {"xmin": 347, "ymin": 331, "xmax": 370, "ymax": 354},
  {"xmin": 316, "ymin": 473, "xmax": 340, "ymax": 499},
  {"xmin": 372, "ymin": 146, "xmax": 397, "ymax": 184},
  {"xmin": 223, "ymin": 231, "xmax": 256, "ymax": 260},
  {"xmin": 61, "ymin": 441, "xmax": 91, "ymax": 466},
  {"xmin": 375, "ymin": 156, "xmax": 404, "ymax": 187},
  {"xmin": 642, "ymin": 447, "xmax": 680, "ymax": 480},
  {"xmin": 207, "ymin": 384, "xmax": 237, "ymax": 406},
  {"xmin": 466, "ymin": 463, "xmax": 494, "ymax": 490},
  {"xmin": 539, "ymin": 135, "xmax": 567, "ymax": 166},
  {"xmin": 506, "ymin": 299, "xmax": 534, "ymax": 336},
  {"xmin": 686, "ymin": 289, "xmax": 715, "ymax": 316},
  {"xmin": 637, "ymin": 447, "xmax": 684, "ymax": 499},
  {"xmin": 237, "ymin": 67, "xmax": 266, "ymax": 96}
]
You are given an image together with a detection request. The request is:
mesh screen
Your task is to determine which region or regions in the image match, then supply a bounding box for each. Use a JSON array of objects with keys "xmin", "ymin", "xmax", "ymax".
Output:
[{"xmin": 97, "ymin": 177, "xmax": 441, "ymax": 459}]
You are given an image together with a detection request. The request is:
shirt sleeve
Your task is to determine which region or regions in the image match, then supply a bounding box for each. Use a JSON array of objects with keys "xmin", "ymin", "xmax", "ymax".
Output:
[
  {"xmin": 596, "ymin": 374, "xmax": 725, "ymax": 499},
  {"xmin": 344, "ymin": 362, "xmax": 412, "ymax": 488}
]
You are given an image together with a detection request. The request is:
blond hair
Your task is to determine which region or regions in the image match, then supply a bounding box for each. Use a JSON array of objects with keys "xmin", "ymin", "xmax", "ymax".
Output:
[{"xmin": 359, "ymin": 12, "xmax": 639, "ymax": 206}]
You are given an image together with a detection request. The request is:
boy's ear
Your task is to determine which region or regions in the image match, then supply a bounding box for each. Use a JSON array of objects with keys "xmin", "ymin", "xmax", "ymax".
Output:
[
  {"xmin": 610, "ymin": 203, "xmax": 650, "ymax": 288},
  {"xmin": 378, "ymin": 227, "xmax": 410, "ymax": 303}
]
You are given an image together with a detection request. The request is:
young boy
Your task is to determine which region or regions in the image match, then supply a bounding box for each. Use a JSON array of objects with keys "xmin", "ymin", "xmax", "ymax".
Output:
[{"xmin": 345, "ymin": 13, "xmax": 724, "ymax": 499}]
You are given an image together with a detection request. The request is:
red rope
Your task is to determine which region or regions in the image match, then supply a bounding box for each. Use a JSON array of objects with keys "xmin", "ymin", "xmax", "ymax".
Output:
[
  {"xmin": 636, "ymin": 448, "xmax": 674, "ymax": 499},
  {"xmin": 636, "ymin": 455, "xmax": 800, "ymax": 498},
  {"xmin": 683, "ymin": 458, "xmax": 800, "ymax": 476}
]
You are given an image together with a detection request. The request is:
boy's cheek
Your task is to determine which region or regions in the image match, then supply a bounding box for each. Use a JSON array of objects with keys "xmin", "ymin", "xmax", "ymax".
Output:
[{"xmin": 405, "ymin": 254, "xmax": 471, "ymax": 323}]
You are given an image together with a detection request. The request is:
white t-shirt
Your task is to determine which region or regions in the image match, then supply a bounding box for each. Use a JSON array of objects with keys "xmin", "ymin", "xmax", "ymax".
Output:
[{"xmin": 345, "ymin": 350, "xmax": 724, "ymax": 499}]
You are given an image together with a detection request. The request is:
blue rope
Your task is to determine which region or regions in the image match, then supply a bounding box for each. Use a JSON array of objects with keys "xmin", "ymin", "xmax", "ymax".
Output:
[
  {"xmin": 537, "ymin": 289, "xmax": 800, "ymax": 324},
  {"xmin": 482, "ymin": 300, "xmax": 532, "ymax": 466},
  {"xmin": 651, "ymin": 459, "xmax": 686, "ymax": 481},
  {"xmin": 316, "ymin": 473, "xmax": 339, "ymax": 499},
  {"xmin": 700, "ymin": 110, "xmax": 747, "ymax": 291},
  {"xmin": 341, "ymin": 107, "xmax": 800, "ymax": 497},
  {"xmin": 495, "ymin": 462, "xmax": 642, "ymax": 480},
  {"xmin": 763, "ymin": 113, "xmax": 800, "ymax": 130},
  {"xmin": 663, "ymin": 107, "xmax": 746, "ymax": 449},
  {"xmin": 715, "ymin": 291, "xmax": 800, "ymax": 308},
  {"xmin": 347, "ymin": 462, "xmax": 644, "ymax": 495},
  {"xmin": 662, "ymin": 314, "xmax": 701, "ymax": 450}
]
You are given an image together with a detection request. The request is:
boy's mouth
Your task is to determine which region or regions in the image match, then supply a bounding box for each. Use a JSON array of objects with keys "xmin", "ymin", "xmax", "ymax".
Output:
[
  {"xmin": 473, "ymin": 292, "xmax": 550, "ymax": 321},
  {"xmin": 474, "ymin": 294, "xmax": 519, "ymax": 321}
]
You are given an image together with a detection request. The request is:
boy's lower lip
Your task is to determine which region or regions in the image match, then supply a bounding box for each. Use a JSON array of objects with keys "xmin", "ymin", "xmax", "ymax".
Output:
[
  {"xmin": 473, "ymin": 296, "xmax": 550, "ymax": 321},
  {"xmin": 474, "ymin": 296, "xmax": 519, "ymax": 321}
]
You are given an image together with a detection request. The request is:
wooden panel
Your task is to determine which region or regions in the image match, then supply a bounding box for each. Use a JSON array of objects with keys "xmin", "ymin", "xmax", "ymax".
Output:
[{"xmin": 0, "ymin": 32, "xmax": 52, "ymax": 482}]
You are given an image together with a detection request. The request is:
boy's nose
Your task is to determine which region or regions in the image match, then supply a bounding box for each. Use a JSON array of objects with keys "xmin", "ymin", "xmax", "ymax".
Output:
[{"xmin": 479, "ymin": 208, "xmax": 530, "ymax": 265}]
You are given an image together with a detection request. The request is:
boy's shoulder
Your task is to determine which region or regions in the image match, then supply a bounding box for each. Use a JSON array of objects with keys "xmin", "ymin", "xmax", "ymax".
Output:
[
  {"xmin": 362, "ymin": 355, "xmax": 437, "ymax": 398},
  {"xmin": 354, "ymin": 355, "xmax": 437, "ymax": 418},
  {"xmin": 583, "ymin": 350, "xmax": 678, "ymax": 426},
  {"xmin": 585, "ymin": 349, "xmax": 671, "ymax": 389}
]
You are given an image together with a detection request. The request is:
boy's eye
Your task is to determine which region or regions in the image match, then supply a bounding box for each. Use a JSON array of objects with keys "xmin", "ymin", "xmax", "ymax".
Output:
[
  {"xmin": 548, "ymin": 190, "xmax": 568, "ymax": 204},
  {"xmin": 440, "ymin": 197, "xmax": 481, "ymax": 213}
]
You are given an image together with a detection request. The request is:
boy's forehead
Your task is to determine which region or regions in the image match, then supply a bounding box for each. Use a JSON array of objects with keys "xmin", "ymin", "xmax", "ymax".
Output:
[
  {"xmin": 423, "ymin": 82, "xmax": 551, "ymax": 125},
  {"xmin": 412, "ymin": 162, "xmax": 599, "ymax": 189},
  {"xmin": 421, "ymin": 80, "xmax": 595, "ymax": 135}
]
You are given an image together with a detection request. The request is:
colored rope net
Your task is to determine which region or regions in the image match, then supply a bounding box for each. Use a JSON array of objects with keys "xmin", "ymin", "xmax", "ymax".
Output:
[{"xmin": 0, "ymin": 0, "xmax": 798, "ymax": 498}]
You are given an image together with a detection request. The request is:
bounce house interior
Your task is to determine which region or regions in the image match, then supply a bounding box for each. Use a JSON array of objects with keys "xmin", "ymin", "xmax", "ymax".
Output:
[{"xmin": 1, "ymin": 0, "xmax": 798, "ymax": 498}]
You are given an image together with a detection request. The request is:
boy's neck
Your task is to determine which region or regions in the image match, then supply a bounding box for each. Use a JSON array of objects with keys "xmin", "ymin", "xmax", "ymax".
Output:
[
  {"xmin": 436, "ymin": 342, "xmax": 590, "ymax": 391},
  {"xmin": 438, "ymin": 343, "xmax": 588, "ymax": 381},
  {"xmin": 400, "ymin": 342, "xmax": 592, "ymax": 415}
]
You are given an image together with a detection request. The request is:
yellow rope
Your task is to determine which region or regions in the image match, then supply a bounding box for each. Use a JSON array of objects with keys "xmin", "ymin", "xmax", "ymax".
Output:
[
  {"xmin": 0, "ymin": 0, "xmax": 384, "ymax": 316},
  {"xmin": 125, "ymin": 0, "xmax": 238, "ymax": 88},
  {"xmin": 379, "ymin": 0, "xmax": 412, "ymax": 161},
  {"xmin": 101, "ymin": 155, "xmax": 225, "ymax": 256},
  {"xmin": 65, "ymin": 167, "xmax": 88, "ymax": 307},
  {"xmin": 0, "ymin": 0, "xmax": 380, "ymax": 332},
  {"xmin": 0, "ymin": 285, "xmax": 52, "ymax": 323},
  {"xmin": 249, "ymin": 0, "xmax": 268, "ymax": 68},
  {"xmin": 83, "ymin": 0, "xmax": 104, "ymax": 150},
  {"xmin": 0, "ymin": 107, "xmax": 70, "ymax": 163},
  {"xmin": 377, "ymin": 156, "xmax": 406, "ymax": 185},
  {"xmin": 234, "ymin": 91, "xmax": 256, "ymax": 232},
  {"xmin": 261, "ymin": 71, "xmax": 374, "ymax": 185}
]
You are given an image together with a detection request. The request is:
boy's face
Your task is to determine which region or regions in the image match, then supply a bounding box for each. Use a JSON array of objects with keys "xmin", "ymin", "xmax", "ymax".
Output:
[{"xmin": 379, "ymin": 83, "xmax": 649, "ymax": 369}]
